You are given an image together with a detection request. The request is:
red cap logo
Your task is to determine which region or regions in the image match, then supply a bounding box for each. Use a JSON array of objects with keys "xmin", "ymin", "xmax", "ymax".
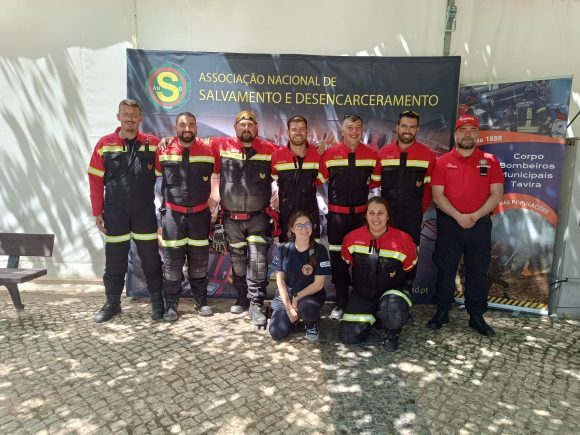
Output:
[{"xmin": 455, "ymin": 114, "xmax": 480, "ymax": 130}]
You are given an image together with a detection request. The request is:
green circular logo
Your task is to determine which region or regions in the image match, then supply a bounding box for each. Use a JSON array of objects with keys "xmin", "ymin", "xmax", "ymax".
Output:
[{"xmin": 147, "ymin": 62, "xmax": 191, "ymax": 111}]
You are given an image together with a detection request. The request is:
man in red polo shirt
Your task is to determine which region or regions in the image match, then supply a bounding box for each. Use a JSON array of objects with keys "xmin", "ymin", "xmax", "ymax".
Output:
[{"xmin": 427, "ymin": 114, "xmax": 504, "ymax": 336}]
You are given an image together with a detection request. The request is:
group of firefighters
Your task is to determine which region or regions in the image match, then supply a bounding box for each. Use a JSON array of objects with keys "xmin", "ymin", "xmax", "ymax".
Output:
[{"xmin": 88, "ymin": 99, "xmax": 504, "ymax": 352}]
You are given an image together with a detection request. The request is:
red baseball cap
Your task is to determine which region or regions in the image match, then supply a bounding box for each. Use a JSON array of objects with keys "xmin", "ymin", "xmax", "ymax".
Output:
[{"xmin": 455, "ymin": 114, "xmax": 480, "ymax": 130}]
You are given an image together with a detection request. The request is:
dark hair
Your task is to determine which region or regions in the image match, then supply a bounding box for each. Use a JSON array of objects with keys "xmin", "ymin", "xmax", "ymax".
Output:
[
  {"xmin": 287, "ymin": 210, "xmax": 317, "ymax": 268},
  {"xmin": 398, "ymin": 109, "xmax": 420, "ymax": 126},
  {"xmin": 287, "ymin": 116, "xmax": 308, "ymax": 129},
  {"xmin": 366, "ymin": 196, "xmax": 392, "ymax": 222},
  {"xmin": 118, "ymin": 99, "xmax": 141, "ymax": 113},
  {"xmin": 343, "ymin": 113, "xmax": 364, "ymax": 125},
  {"xmin": 176, "ymin": 112, "xmax": 196, "ymax": 123}
]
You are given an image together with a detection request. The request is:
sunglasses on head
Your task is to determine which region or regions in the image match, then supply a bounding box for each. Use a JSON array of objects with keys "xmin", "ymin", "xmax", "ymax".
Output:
[{"xmin": 399, "ymin": 110, "xmax": 420, "ymax": 121}]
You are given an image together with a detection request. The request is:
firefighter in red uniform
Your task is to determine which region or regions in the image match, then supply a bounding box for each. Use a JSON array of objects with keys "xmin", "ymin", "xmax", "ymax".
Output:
[
  {"xmin": 379, "ymin": 110, "xmax": 436, "ymax": 245},
  {"xmin": 318, "ymin": 114, "xmax": 381, "ymax": 320},
  {"xmin": 210, "ymin": 111, "xmax": 278, "ymax": 327},
  {"xmin": 340, "ymin": 197, "xmax": 417, "ymax": 352},
  {"xmin": 271, "ymin": 116, "xmax": 321, "ymax": 242},
  {"xmin": 156, "ymin": 112, "xmax": 219, "ymax": 322},
  {"xmin": 427, "ymin": 115, "xmax": 504, "ymax": 337},
  {"xmin": 88, "ymin": 99, "xmax": 164, "ymax": 323}
]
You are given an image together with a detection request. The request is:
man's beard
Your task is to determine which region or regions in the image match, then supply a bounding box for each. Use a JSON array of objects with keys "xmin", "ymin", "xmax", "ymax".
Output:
[
  {"xmin": 179, "ymin": 131, "xmax": 195, "ymax": 143},
  {"xmin": 397, "ymin": 132, "xmax": 415, "ymax": 145},
  {"xmin": 238, "ymin": 131, "xmax": 256, "ymax": 143},
  {"xmin": 290, "ymin": 137, "xmax": 306, "ymax": 147},
  {"xmin": 456, "ymin": 139, "xmax": 476, "ymax": 150}
]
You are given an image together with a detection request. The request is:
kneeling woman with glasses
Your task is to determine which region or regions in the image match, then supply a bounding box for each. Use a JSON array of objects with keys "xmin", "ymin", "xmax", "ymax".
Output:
[{"xmin": 269, "ymin": 211, "xmax": 331, "ymax": 342}]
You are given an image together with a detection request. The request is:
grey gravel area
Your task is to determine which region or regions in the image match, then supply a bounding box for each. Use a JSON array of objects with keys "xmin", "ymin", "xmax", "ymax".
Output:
[{"xmin": 1, "ymin": 283, "xmax": 579, "ymax": 434}]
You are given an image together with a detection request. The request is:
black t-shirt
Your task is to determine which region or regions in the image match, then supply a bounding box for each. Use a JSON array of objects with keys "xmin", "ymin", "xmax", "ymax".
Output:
[{"xmin": 271, "ymin": 241, "xmax": 331, "ymax": 296}]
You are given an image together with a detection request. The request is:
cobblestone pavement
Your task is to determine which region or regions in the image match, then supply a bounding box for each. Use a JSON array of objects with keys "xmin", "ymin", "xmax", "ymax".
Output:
[{"xmin": 1, "ymin": 282, "xmax": 579, "ymax": 434}]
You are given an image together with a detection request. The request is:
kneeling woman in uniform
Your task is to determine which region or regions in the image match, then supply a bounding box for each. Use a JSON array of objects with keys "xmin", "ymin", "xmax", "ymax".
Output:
[
  {"xmin": 269, "ymin": 211, "xmax": 331, "ymax": 342},
  {"xmin": 340, "ymin": 196, "xmax": 417, "ymax": 352}
]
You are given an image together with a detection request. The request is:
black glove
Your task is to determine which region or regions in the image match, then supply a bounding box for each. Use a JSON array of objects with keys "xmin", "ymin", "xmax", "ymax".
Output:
[{"xmin": 211, "ymin": 223, "xmax": 229, "ymax": 254}]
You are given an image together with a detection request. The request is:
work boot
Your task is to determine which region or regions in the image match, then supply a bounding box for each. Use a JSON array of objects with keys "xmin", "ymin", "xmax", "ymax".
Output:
[
  {"xmin": 150, "ymin": 293, "xmax": 165, "ymax": 321},
  {"xmin": 94, "ymin": 295, "xmax": 121, "ymax": 323},
  {"xmin": 230, "ymin": 293, "xmax": 250, "ymax": 314},
  {"xmin": 330, "ymin": 307, "xmax": 344, "ymax": 320},
  {"xmin": 426, "ymin": 309, "xmax": 450, "ymax": 330},
  {"xmin": 163, "ymin": 299, "xmax": 179, "ymax": 322},
  {"xmin": 468, "ymin": 315, "xmax": 496, "ymax": 337},
  {"xmin": 192, "ymin": 294, "xmax": 213, "ymax": 317},
  {"xmin": 383, "ymin": 330, "xmax": 400, "ymax": 352},
  {"xmin": 249, "ymin": 303, "xmax": 266, "ymax": 325}
]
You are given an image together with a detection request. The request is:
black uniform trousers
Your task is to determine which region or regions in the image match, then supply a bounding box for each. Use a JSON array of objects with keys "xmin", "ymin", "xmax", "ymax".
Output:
[
  {"xmin": 224, "ymin": 213, "xmax": 271, "ymax": 305},
  {"xmin": 339, "ymin": 289, "xmax": 409, "ymax": 344},
  {"xmin": 327, "ymin": 211, "xmax": 365, "ymax": 309},
  {"xmin": 161, "ymin": 208, "xmax": 211, "ymax": 303},
  {"xmin": 387, "ymin": 198, "xmax": 423, "ymax": 246},
  {"xmin": 269, "ymin": 290, "xmax": 326, "ymax": 341},
  {"xmin": 103, "ymin": 199, "xmax": 162, "ymax": 298},
  {"xmin": 433, "ymin": 212, "xmax": 492, "ymax": 316}
]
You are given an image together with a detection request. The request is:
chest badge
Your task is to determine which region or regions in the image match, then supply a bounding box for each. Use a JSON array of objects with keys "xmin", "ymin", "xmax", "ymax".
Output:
[
  {"xmin": 389, "ymin": 271, "xmax": 396, "ymax": 278},
  {"xmin": 302, "ymin": 264, "xmax": 314, "ymax": 276},
  {"xmin": 259, "ymin": 172, "xmax": 266, "ymax": 179},
  {"xmin": 416, "ymin": 180, "xmax": 423, "ymax": 187},
  {"xmin": 147, "ymin": 163, "xmax": 153, "ymax": 171},
  {"xmin": 203, "ymin": 175, "xmax": 209, "ymax": 181}
]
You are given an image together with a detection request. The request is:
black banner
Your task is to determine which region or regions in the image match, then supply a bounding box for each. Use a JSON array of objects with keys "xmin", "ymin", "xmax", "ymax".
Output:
[{"xmin": 126, "ymin": 49, "xmax": 461, "ymax": 302}]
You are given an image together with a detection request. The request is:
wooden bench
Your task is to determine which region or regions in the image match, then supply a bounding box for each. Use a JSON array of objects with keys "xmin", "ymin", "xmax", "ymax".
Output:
[{"xmin": 0, "ymin": 233, "xmax": 55, "ymax": 312}]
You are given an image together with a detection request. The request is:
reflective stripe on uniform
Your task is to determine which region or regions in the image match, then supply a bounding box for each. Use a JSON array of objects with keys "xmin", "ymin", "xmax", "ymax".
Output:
[
  {"xmin": 188, "ymin": 238, "xmax": 209, "ymax": 247},
  {"xmin": 160, "ymin": 238, "xmax": 187, "ymax": 248},
  {"xmin": 247, "ymin": 235, "xmax": 268, "ymax": 244},
  {"xmin": 98, "ymin": 145, "xmax": 125, "ymax": 156},
  {"xmin": 189, "ymin": 156, "xmax": 214, "ymax": 164},
  {"xmin": 88, "ymin": 166, "xmax": 104, "ymax": 177},
  {"xmin": 342, "ymin": 313, "xmax": 376, "ymax": 324},
  {"xmin": 159, "ymin": 154, "xmax": 182, "ymax": 162},
  {"xmin": 161, "ymin": 238, "xmax": 209, "ymax": 248},
  {"xmin": 317, "ymin": 173, "xmax": 327, "ymax": 183},
  {"xmin": 355, "ymin": 159, "xmax": 377, "ymax": 167},
  {"xmin": 155, "ymin": 170, "xmax": 162, "ymax": 176},
  {"xmin": 424, "ymin": 175, "xmax": 431, "ymax": 183},
  {"xmin": 138, "ymin": 144, "xmax": 158, "ymax": 152},
  {"xmin": 229, "ymin": 241, "xmax": 247, "ymax": 249},
  {"xmin": 131, "ymin": 232, "xmax": 158, "ymax": 241},
  {"xmin": 275, "ymin": 162, "xmax": 319, "ymax": 171},
  {"xmin": 326, "ymin": 159, "xmax": 348, "ymax": 168},
  {"xmin": 348, "ymin": 244, "xmax": 406, "ymax": 262},
  {"xmin": 371, "ymin": 174, "xmax": 381, "ymax": 181},
  {"xmin": 105, "ymin": 233, "xmax": 132, "ymax": 243},
  {"xmin": 381, "ymin": 158, "xmax": 429, "ymax": 168},
  {"xmin": 220, "ymin": 150, "xmax": 271, "ymax": 161},
  {"xmin": 382, "ymin": 289, "xmax": 413, "ymax": 307},
  {"xmin": 328, "ymin": 244, "xmax": 342, "ymax": 252}
]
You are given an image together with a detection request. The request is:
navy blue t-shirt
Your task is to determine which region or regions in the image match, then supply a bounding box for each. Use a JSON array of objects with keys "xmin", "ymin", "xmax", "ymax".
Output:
[{"xmin": 271, "ymin": 241, "xmax": 331, "ymax": 296}]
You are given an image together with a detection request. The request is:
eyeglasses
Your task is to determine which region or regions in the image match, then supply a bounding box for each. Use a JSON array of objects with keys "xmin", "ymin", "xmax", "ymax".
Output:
[
  {"xmin": 294, "ymin": 222, "xmax": 316, "ymax": 230},
  {"xmin": 399, "ymin": 110, "xmax": 420, "ymax": 120},
  {"xmin": 343, "ymin": 113, "xmax": 364, "ymax": 124},
  {"xmin": 119, "ymin": 113, "xmax": 140, "ymax": 120}
]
